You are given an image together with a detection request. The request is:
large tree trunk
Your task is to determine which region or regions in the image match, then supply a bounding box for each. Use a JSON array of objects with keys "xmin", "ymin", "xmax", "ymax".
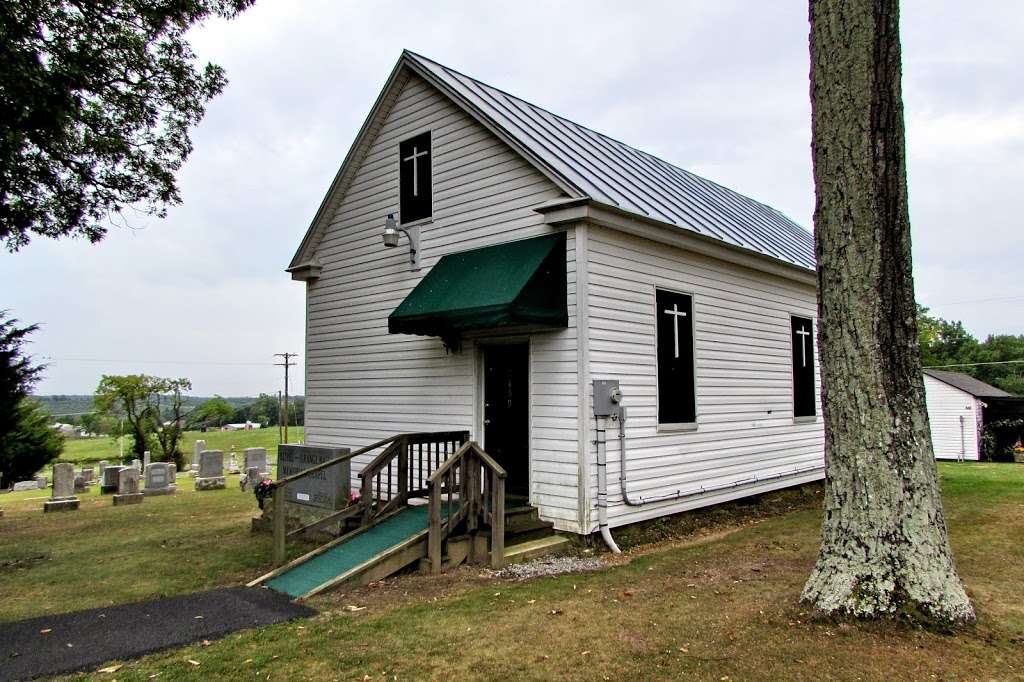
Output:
[{"xmin": 802, "ymin": 0, "xmax": 973, "ymax": 624}]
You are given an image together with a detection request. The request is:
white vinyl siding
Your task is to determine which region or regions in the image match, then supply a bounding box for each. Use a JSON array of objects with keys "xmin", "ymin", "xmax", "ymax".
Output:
[
  {"xmin": 303, "ymin": 74, "xmax": 583, "ymax": 530},
  {"xmin": 923, "ymin": 375, "xmax": 981, "ymax": 461},
  {"xmin": 582, "ymin": 225, "xmax": 825, "ymax": 530}
]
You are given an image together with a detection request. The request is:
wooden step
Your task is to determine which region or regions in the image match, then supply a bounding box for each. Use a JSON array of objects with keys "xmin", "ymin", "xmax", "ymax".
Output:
[{"xmin": 503, "ymin": 534, "xmax": 571, "ymax": 564}]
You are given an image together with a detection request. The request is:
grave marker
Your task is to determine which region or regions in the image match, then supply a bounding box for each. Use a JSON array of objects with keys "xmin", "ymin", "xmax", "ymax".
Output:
[
  {"xmin": 277, "ymin": 445, "xmax": 351, "ymax": 510},
  {"xmin": 44, "ymin": 463, "xmax": 80, "ymax": 512},
  {"xmin": 143, "ymin": 463, "xmax": 175, "ymax": 496},
  {"xmin": 243, "ymin": 448, "xmax": 270, "ymax": 476},
  {"xmin": 195, "ymin": 450, "xmax": 226, "ymax": 490},
  {"xmin": 113, "ymin": 467, "xmax": 144, "ymax": 506},
  {"xmin": 100, "ymin": 466, "xmax": 123, "ymax": 494}
]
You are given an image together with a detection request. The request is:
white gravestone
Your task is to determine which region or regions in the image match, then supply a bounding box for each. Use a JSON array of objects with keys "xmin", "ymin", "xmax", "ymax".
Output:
[
  {"xmin": 191, "ymin": 440, "xmax": 206, "ymax": 475},
  {"xmin": 113, "ymin": 467, "xmax": 144, "ymax": 506},
  {"xmin": 143, "ymin": 462, "xmax": 175, "ymax": 496},
  {"xmin": 227, "ymin": 453, "xmax": 240, "ymax": 475},
  {"xmin": 143, "ymin": 451, "xmax": 151, "ymax": 468},
  {"xmin": 195, "ymin": 450, "xmax": 226, "ymax": 491},
  {"xmin": 44, "ymin": 463, "xmax": 80, "ymax": 512},
  {"xmin": 12, "ymin": 481, "xmax": 37, "ymax": 492},
  {"xmin": 131, "ymin": 458, "xmax": 142, "ymax": 471}
]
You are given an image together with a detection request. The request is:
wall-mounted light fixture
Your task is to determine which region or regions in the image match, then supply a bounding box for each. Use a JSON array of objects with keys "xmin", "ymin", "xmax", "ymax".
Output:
[{"xmin": 382, "ymin": 213, "xmax": 420, "ymax": 270}]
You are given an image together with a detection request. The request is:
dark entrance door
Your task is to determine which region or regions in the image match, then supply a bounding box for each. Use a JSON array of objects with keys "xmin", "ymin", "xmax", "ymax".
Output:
[{"xmin": 483, "ymin": 344, "xmax": 529, "ymax": 497}]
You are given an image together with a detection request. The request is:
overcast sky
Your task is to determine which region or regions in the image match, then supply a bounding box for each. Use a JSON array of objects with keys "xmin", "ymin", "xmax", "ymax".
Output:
[{"xmin": 2, "ymin": 0, "xmax": 1021, "ymax": 397}]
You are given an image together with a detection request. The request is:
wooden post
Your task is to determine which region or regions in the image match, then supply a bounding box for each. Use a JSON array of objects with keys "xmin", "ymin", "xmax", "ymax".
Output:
[
  {"xmin": 490, "ymin": 474, "xmax": 505, "ymax": 569},
  {"xmin": 272, "ymin": 484, "xmax": 286, "ymax": 567},
  {"xmin": 361, "ymin": 473, "xmax": 372, "ymax": 526},
  {"xmin": 397, "ymin": 437, "xmax": 409, "ymax": 506},
  {"xmin": 428, "ymin": 479, "xmax": 442, "ymax": 574}
]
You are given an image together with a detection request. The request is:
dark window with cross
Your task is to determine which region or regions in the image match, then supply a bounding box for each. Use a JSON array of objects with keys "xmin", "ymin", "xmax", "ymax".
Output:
[
  {"xmin": 399, "ymin": 131, "xmax": 431, "ymax": 224},
  {"xmin": 656, "ymin": 289, "xmax": 696, "ymax": 424},
  {"xmin": 791, "ymin": 316, "xmax": 816, "ymax": 418}
]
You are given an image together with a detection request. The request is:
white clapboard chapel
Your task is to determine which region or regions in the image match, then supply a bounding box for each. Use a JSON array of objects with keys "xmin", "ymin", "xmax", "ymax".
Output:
[{"xmin": 287, "ymin": 50, "xmax": 825, "ymax": 543}]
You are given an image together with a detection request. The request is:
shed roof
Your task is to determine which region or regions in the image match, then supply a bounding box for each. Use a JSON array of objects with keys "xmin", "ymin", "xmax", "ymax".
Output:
[
  {"xmin": 290, "ymin": 51, "xmax": 816, "ymax": 272},
  {"xmin": 923, "ymin": 369, "xmax": 1013, "ymax": 398}
]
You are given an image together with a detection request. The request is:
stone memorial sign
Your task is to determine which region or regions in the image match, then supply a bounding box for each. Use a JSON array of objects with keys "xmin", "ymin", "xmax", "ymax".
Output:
[
  {"xmin": 113, "ymin": 467, "xmax": 143, "ymax": 506},
  {"xmin": 243, "ymin": 448, "xmax": 270, "ymax": 476},
  {"xmin": 195, "ymin": 450, "xmax": 226, "ymax": 490},
  {"xmin": 100, "ymin": 466, "xmax": 123, "ymax": 494},
  {"xmin": 277, "ymin": 445, "xmax": 351, "ymax": 511},
  {"xmin": 44, "ymin": 463, "xmax": 80, "ymax": 512},
  {"xmin": 143, "ymin": 463, "xmax": 175, "ymax": 495}
]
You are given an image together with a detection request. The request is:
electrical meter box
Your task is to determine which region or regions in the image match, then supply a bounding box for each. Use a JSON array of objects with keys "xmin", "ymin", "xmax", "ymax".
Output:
[{"xmin": 592, "ymin": 379, "xmax": 622, "ymax": 417}]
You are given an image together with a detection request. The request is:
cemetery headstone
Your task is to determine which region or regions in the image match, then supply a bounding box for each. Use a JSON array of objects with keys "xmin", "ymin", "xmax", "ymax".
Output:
[
  {"xmin": 243, "ymin": 448, "xmax": 270, "ymax": 476},
  {"xmin": 74, "ymin": 475, "xmax": 87, "ymax": 493},
  {"xmin": 143, "ymin": 451, "xmax": 151, "ymax": 468},
  {"xmin": 192, "ymin": 440, "xmax": 206, "ymax": 475},
  {"xmin": 44, "ymin": 463, "xmax": 80, "ymax": 512},
  {"xmin": 98, "ymin": 460, "xmax": 108, "ymax": 481},
  {"xmin": 131, "ymin": 458, "xmax": 142, "ymax": 471},
  {"xmin": 195, "ymin": 450, "xmax": 226, "ymax": 491},
  {"xmin": 100, "ymin": 466, "xmax": 123, "ymax": 494},
  {"xmin": 277, "ymin": 445, "xmax": 351, "ymax": 511},
  {"xmin": 113, "ymin": 467, "xmax": 144, "ymax": 506},
  {"xmin": 143, "ymin": 462, "xmax": 175, "ymax": 495},
  {"xmin": 81, "ymin": 467, "xmax": 95, "ymax": 484},
  {"xmin": 35, "ymin": 476, "xmax": 47, "ymax": 489},
  {"xmin": 169, "ymin": 463, "xmax": 177, "ymax": 480},
  {"xmin": 12, "ymin": 480, "xmax": 37, "ymax": 492},
  {"xmin": 240, "ymin": 466, "xmax": 268, "ymax": 493}
]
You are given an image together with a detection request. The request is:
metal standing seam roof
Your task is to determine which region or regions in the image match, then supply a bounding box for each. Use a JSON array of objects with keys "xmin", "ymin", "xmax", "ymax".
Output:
[
  {"xmin": 404, "ymin": 51, "xmax": 816, "ymax": 271},
  {"xmin": 923, "ymin": 369, "xmax": 1013, "ymax": 398}
]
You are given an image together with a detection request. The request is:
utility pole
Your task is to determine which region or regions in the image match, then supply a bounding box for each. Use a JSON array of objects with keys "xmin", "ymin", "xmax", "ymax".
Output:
[
  {"xmin": 274, "ymin": 353, "xmax": 298, "ymax": 444},
  {"xmin": 277, "ymin": 390, "xmax": 283, "ymax": 444}
]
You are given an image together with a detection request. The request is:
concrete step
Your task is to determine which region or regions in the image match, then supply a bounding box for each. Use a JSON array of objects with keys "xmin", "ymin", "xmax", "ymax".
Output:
[{"xmin": 503, "ymin": 534, "xmax": 571, "ymax": 564}]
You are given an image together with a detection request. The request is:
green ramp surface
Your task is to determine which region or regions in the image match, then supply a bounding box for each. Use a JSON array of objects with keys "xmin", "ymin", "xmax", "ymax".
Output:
[{"xmin": 266, "ymin": 505, "xmax": 438, "ymax": 598}]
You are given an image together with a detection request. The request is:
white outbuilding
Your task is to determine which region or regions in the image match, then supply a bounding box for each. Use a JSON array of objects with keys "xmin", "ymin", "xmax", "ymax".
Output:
[
  {"xmin": 923, "ymin": 369, "xmax": 1011, "ymax": 461},
  {"xmin": 287, "ymin": 51, "xmax": 825, "ymax": 540}
]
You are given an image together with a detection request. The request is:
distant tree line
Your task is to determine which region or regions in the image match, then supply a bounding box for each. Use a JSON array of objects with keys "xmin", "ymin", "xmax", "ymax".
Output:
[
  {"xmin": 185, "ymin": 393, "xmax": 305, "ymax": 430},
  {"xmin": 918, "ymin": 305, "xmax": 1024, "ymax": 395}
]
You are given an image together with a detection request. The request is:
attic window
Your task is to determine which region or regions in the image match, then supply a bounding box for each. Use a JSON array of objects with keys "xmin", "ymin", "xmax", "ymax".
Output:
[{"xmin": 399, "ymin": 131, "xmax": 432, "ymax": 224}]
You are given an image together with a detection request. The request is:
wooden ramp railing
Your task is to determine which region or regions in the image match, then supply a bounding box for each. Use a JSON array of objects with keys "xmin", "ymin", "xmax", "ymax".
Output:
[
  {"xmin": 427, "ymin": 441, "xmax": 507, "ymax": 573},
  {"xmin": 267, "ymin": 431, "xmax": 469, "ymax": 567}
]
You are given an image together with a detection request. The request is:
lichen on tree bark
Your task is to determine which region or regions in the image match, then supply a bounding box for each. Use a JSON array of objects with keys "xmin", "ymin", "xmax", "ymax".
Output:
[{"xmin": 801, "ymin": 0, "xmax": 974, "ymax": 624}]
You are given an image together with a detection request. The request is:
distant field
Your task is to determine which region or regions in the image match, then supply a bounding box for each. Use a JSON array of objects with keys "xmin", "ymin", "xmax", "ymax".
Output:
[{"xmin": 55, "ymin": 427, "xmax": 305, "ymax": 469}]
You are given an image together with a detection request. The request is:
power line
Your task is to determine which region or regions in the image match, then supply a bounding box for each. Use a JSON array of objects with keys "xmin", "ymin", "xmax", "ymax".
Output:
[
  {"xmin": 924, "ymin": 360, "xmax": 1024, "ymax": 369},
  {"xmin": 274, "ymin": 353, "xmax": 298, "ymax": 444},
  {"xmin": 38, "ymin": 356, "xmax": 300, "ymax": 367}
]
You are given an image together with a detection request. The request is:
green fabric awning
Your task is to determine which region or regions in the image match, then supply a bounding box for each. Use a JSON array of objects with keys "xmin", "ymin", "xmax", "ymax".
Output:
[{"xmin": 388, "ymin": 233, "xmax": 567, "ymax": 339}]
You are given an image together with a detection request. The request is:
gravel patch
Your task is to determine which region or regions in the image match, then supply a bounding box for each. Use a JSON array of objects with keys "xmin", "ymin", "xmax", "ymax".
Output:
[{"xmin": 492, "ymin": 556, "xmax": 606, "ymax": 581}]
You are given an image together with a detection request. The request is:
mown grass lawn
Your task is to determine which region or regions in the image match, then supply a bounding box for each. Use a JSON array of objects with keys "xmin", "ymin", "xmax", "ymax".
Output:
[
  {"xmin": 50, "ymin": 427, "xmax": 304, "ymax": 471},
  {"xmin": 2, "ymin": 463, "xmax": 1021, "ymax": 680}
]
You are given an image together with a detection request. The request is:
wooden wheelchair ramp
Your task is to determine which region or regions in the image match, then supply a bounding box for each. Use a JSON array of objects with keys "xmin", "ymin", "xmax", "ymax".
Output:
[{"xmin": 253, "ymin": 505, "xmax": 438, "ymax": 599}]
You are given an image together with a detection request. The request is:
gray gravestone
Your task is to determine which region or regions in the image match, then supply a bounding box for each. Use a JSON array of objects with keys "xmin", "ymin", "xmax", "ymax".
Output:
[
  {"xmin": 44, "ymin": 463, "xmax": 80, "ymax": 512},
  {"xmin": 143, "ymin": 462, "xmax": 175, "ymax": 495},
  {"xmin": 277, "ymin": 445, "xmax": 351, "ymax": 511},
  {"xmin": 113, "ymin": 467, "xmax": 144, "ymax": 506},
  {"xmin": 35, "ymin": 476, "xmax": 47, "ymax": 489},
  {"xmin": 98, "ymin": 461, "xmax": 108, "ymax": 481},
  {"xmin": 195, "ymin": 450, "xmax": 226, "ymax": 491},
  {"xmin": 74, "ymin": 475, "xmax": 87, "ymax": 493},
  {"xmin": 192, "ymin": 440, "xmax": 206, "ymax": 474},
  {"xmin": 143, "ymin": 450, "xmax": 151, "ymax": 468},
  {"xmin": 169, "ymin": 463, "xmax": 177, "ymax": 480},
  {"xmin": 81, "ymin": 467, "xmax": 95, "ymax": 484},
  {"xmin": 240, "ymin": 466, "xmax": 267, "ymax": 493},
  {"xmin": 12, "ymin": 480, "xmax": 37, "ymax": 492},
  {"xmin": 131, "ymin": 458, "xmax": 142, "ymax": 471},
  {"xmin": 100, "ymin": 466, "xmax": 123, "ymax": 494},
  {"xmin": 243, "ymin": 448, "xmax": 270, "ymax": 476}
]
